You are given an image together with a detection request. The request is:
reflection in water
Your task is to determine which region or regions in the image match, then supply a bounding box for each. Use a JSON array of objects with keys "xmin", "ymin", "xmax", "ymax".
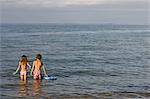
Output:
[
  {"xmin": 32, "ymin": 80, "xmax": 42, "ymax": 96},
  {"xmin": 19, "ymin": 80, "xmax": 28, "ymax": 97},
  {"xmin": 18, "ymin": 80, "xmax": 43, "ymax": 98}
]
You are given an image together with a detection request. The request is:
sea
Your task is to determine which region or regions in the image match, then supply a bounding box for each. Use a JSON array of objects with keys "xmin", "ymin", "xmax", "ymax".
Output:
[{"xmin": 0, "ymin": 24, "xmax": 150, "ymax": 98}]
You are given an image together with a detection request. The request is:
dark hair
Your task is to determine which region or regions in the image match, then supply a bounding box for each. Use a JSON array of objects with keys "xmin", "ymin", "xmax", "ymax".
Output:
[
  {"xmin": 36, "ymin": 54, "xmax": 42, "ymax": 60},
  {"xmin": 22, "ymin": 55, "xmax": 27, "ymax": 57}
]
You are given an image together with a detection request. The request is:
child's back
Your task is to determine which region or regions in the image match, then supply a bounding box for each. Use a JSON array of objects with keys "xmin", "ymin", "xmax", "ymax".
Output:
[
  {"xmin": 30, "ymin": 54, "xmax": 47, "ymax": 80},
  {"xmin": 34, "ymin": 59, "xmax": 42, "ymax": 71}
]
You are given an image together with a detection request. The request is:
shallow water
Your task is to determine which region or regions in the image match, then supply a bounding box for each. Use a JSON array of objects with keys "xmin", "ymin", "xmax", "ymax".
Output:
[{"xmin": 0, "ymin": 24, "xmax": 150, "ymax": 98}]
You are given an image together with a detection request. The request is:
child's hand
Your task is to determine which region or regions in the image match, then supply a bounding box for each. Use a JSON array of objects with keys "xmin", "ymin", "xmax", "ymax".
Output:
[
  {"xmin": 13, "ymin": 72, "xmax": 16, "ymax": 75},
  {"xmin": 30, "ymin": 72, "xmax": 33, "ymax": 76},
  {"xmin": 45, "ymin": 74, "xmax": 48, "ymax": 77}
]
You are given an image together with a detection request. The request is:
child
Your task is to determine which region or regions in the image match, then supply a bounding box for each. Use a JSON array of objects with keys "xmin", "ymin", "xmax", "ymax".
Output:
[
  {"xmin": 30, "ymin": 54, "xmax": 48, "ymax": 80},
  {"xmin": 13, "ymin": 55, "xmax": 31, "ymax": 80}
]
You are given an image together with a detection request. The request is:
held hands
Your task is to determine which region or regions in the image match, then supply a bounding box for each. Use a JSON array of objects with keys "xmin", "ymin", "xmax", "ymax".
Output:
[{"xmin": 29, "ymin": 66, "xmax": 31, "ymax": 69}]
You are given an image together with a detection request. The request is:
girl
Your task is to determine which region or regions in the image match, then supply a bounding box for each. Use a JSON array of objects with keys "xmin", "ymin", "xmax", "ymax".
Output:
[
  {"xmin": 30, "ymin": 54, "xmax": 48, "ymax": 80},
  {"xmin": 13, "ymin": 55, "xmax": 31, "ymax": 80}
]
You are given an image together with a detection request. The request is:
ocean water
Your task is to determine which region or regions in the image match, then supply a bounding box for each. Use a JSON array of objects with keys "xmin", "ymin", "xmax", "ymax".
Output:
[{"xmin": 0, "ymin": 24, "xmax": 150, "ymax": 98}]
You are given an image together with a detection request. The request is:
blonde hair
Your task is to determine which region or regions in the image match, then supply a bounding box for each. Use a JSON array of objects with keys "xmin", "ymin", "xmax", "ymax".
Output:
[{"xmin": 35, "ymin": 54, "xmax": 43, "ymax": 65}]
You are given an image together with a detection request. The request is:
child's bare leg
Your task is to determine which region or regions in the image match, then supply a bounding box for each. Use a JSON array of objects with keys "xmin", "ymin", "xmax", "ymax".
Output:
[
  {"xmin": 39, "ymin": 75, "xmax": 42, "ymax": 80},
  {"xmin": 24, "ymin": 74, "xmax": 27, "ymax": 80},
  {"xmin": 34, "ymin": 76, "xmax": 37, "ymax": 80},
  {"xmin": 20, "ymin": 75, "xmax": 23, "ymax": 80}
]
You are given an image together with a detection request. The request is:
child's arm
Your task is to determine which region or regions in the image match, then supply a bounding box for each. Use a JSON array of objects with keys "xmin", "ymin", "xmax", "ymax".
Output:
[
  {"xmin": 13, "ymin": 62, "xmax": 21, "ymax": 74},
  {"xmin": 30, "ymin": 61, "xmax": 35, "ymax": 76},
  {"xmin": 42, "ymin": 64, "xmax": 48, "ymax": 76},
  {"xmin": 27, "ymin": 62, "xmax": 31, "ymax": 68}
]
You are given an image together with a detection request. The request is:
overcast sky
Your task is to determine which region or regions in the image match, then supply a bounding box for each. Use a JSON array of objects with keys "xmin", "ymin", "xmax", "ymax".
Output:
[{"xmin": 1, "ymin": 0, "xmax": 150, "ymax": 24}]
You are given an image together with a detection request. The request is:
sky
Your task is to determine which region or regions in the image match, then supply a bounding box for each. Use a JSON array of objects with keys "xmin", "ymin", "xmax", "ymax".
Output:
[{"xmin": 1, "ymin": 0, "xmax": 150, "ymax": 24}]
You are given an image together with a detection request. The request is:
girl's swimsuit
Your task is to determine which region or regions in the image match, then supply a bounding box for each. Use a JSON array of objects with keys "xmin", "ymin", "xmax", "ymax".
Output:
[
  {"xmin": 20, "ymin": 70, "xmax": 27, "ymax": 75},
  {"xmin": 20, "ymin": 64, "xmax": 27, "ymax": 75},
  {"xmin": 33, "ymin": 69, "xmax": 41, "ymax": 77}
]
